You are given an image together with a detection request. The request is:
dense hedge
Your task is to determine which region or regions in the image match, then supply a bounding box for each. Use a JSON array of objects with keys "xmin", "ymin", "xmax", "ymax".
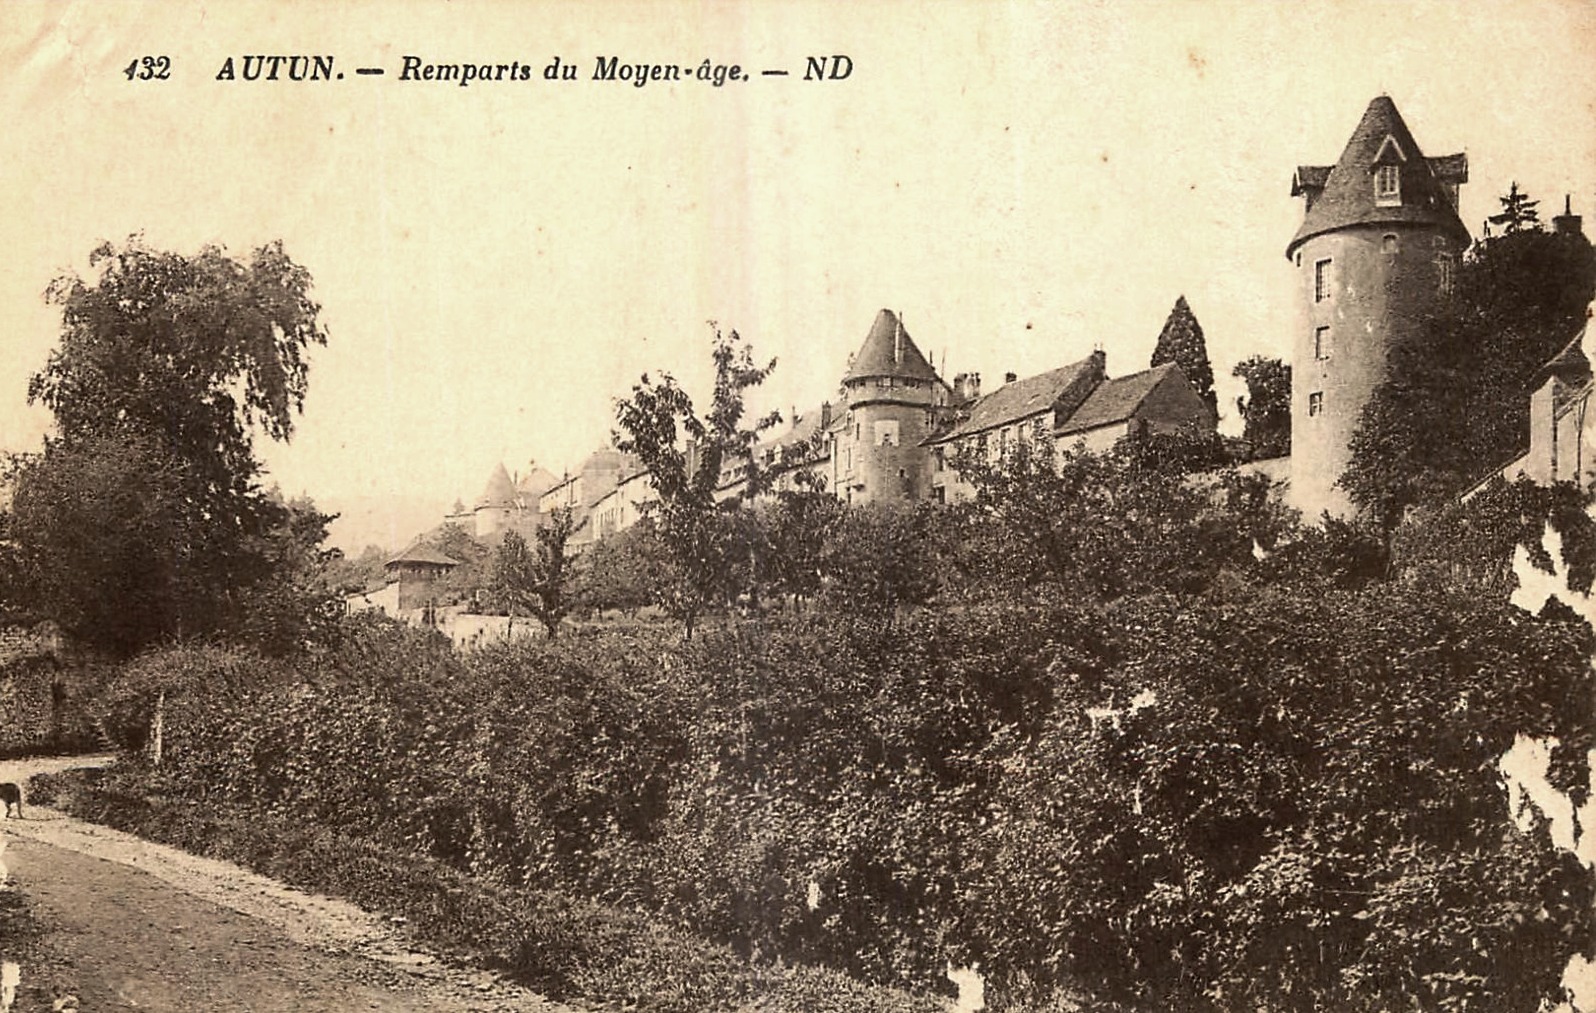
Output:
[
  {"xmin": 0, "ymin": 655, "xmax": 103, "ymax": 759},
  {"xmin": 83, "ymin": 580, "xmax": 1595, "ymax": 1012},
  {"xmin": 34, "ymin": 766, "xmax": 943, "ymax": 1013}
]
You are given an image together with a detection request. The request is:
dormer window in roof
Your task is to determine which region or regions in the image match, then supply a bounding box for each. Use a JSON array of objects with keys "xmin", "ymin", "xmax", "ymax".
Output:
[{"xmin": 1374, "ymin": 164, "xmax": 1401, "ymax": 207}]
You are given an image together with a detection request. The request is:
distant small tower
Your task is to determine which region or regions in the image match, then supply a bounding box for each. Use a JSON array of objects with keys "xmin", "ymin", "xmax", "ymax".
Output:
[
  {"xmin": 473, "ymin": 462, "xmax": 517, "ymax": 538},
  {"xmin": 1286, "ymin": 96, "xmax": 1469, "ymax": 518},
  {"xmin": 833, "ymin": 309, "xmax": 948, "ymax": 504}
]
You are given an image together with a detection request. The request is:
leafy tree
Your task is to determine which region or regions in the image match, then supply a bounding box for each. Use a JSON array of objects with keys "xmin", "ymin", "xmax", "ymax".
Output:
[
  {"xmin": 9, "ymin": 238, "xmax": 329, "ymax": 657},
  {"xmin": 3, "ymin": 432, "xmax": 194, "ymax": 658},
  {"xmin": 613, "ymin": 325, "xmax": 780, "ymax": 637},
  {"xmin": 819, "ymin": 504, "xmax": 941, "ymax": 616},
  {"xmin": 1343, "ymin": 206, "xmax": 1596, "ymax": 528},
  {"xmin": 572, "ymin": 526, "xmax": 658, "ymax": 617},
  {"xmin": 1150, "ymin": 295, "xmax": 1216, "ymax": 415},
  {"xmin": 1489, "ymin": 180, "xmax": 1540, "ymax": 234},
  {"xmin": 320, "ymin": 543, "xmax": 390, "ymax": 595},
  {"xmin": 1394, "ymin": 476, "xmax": 1596, "ymax": 596},
  {"xmin": 424, "ymin": 523, "xmax": 491, "ymax": 604},
  {"xmin": 492, "ymin": 508, "xmax": 581, "ymax": 637},
  {"xmin": 229, "ymin": 487, "xmax": 342, "ymax": 656},
  {"xmin": 950, "ymin": 436, "xmax": 1257, "ymax": 600},
  {"xmin": 1232, "ymin": 354, "xmax": 1292, "ymax": 458},
  {"xmin": 759, "ymin": 474, "xmax": 845, "ymax": 609}
]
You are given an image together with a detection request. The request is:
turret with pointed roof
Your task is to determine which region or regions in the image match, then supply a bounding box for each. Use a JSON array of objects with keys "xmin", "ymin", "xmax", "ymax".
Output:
[
  {"xmin": 1288, "ymin": 95, "xmax": 1468, "ymax": 259},
  {"xmin": 832, "ymin": 309, "xmax": 949, "ymax": 504},
  {"xmin": 477, "ymin": 462, "xmax": 517, "ymax": 509},
  {"xmin": 843, "ymin": 308, "xmax": 942, "ymax": 386},
  {"xmin": 1287, "ymin": 96, "xmax": 1469, "ymax": 518}
]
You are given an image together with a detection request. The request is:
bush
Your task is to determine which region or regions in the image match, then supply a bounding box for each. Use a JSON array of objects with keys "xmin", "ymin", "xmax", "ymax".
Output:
[
  {"xmin": 71, "ymin": 581, "xmax": 1594, "ymax": 1012},
  {"xmin": 38, "ymin": 766, "xmax": 944, "ymax": 1013}
]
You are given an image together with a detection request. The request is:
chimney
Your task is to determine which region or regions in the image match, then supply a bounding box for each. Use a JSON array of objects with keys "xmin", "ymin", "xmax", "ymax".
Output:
[
  {"xmin": 820, "ymin": 401, "xmax": 832, "ymax": 428},
  {"xmin": 953, "ymin": 372, "xmax": 982, "ymax": 402},
  {"xmin": 894, "ymin": 311, "xmax": 904, "ymax": 364},
  {"xmin": 1554, "ymin": 195, "xmax": 1584, "ymax": 238},
  {"xmin": 1004, "ymin": 371, "xmax": 1018, "ymax": 384}
]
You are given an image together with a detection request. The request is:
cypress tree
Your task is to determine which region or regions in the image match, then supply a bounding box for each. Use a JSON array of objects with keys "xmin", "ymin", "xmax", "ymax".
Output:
[{"xmin": 1151, "ymin": 295, "xmax": 1217, "ymax": 414}]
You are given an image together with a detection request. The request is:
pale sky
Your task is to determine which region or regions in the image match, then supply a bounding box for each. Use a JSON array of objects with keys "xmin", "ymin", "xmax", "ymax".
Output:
[{"xmin": 3, "ymin": 0, "xmax": 1594, "ymax": 552}]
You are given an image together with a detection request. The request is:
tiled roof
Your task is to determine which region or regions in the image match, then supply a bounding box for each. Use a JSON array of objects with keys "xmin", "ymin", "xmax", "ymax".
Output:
[
  {"xmin": 929, "ymin": 356, "xmax": 1101, "ymax": 444},
  {"xmin": 842, "ymin": 309, "xmax": 941, "ymax": 384},
  {"xmin": 1287, "ymin": 96, "xmax": 1469, "ymax": 258},
  {"xmin": 1533, "ymin": 308, "xmax": 1596, "ymax": 394},
  {"xmin": 1056, "ymin": 363, "xmax": 1181, "ymax": 435},
  {"xmin": 517, "ymin": 467, "xmax": 560, "ymax": 499},
  {"xmin": 386, "ymin": 545, "xmax": 460, "ymax": 568},
  {"xmin": 477, "ymin": 463, "xmax": 516, "ymax": 508}
]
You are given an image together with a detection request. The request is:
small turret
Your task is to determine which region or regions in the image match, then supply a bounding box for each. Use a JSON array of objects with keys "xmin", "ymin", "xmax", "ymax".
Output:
[{"xmin": 833, "ymin": 309, "xmax": 946, "ymax": 504}]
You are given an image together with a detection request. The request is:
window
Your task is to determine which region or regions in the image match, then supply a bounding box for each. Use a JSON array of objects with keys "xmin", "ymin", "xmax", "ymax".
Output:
[
  {"xmin": 934, "ymin": 446, "xmax": 945, "ymax": 472},
  {"xmin": 875, "ymin": 419, "xmax": 900, "ymax": 447},
  {"xmin": 1382, "ymin": 233, "xmax": 1399, "ymax": 254},
  {"xmin": 1437, "ymin": 253, "xmax": 1456, "ymax": 296},
  {"xmin": 1308, "ymin": 391, "xmax": 1324, "ymax": 417},
  {"xmin": 1374, "ymin": 164, "xmax": 1401, "ymax": 206},
  {"xmin": 1314, "ymin": 326, "xmax": 1331, "ymax": 361},
  {"xmin": 1314, "ymin": 259, "xmax": 1332, "ymax": 302}
]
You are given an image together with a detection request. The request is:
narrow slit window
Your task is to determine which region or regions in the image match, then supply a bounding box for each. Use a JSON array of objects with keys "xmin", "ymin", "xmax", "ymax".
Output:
[{"xmin": 1308, "ymin": 391, "xmax": 1324, "ymax": 417}]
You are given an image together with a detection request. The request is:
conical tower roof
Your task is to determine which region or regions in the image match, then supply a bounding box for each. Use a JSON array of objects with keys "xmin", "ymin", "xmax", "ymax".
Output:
[
  {"xmin": 842, "ymin": 309, "xmax": 940, "ymax": 384},
  {"xmin": 477, "ymin": 462, "xmax": 516, "ymax": 508},
  {"xmin": 1287, "ymin": 96, "xmax": 1468, "ymax": 258}
]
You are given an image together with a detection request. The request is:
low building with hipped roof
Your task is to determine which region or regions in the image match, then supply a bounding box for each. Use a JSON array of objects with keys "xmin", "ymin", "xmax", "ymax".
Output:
[{"xmin": 346, "ymin": 543, "xmax": 460, "ymax": 622}]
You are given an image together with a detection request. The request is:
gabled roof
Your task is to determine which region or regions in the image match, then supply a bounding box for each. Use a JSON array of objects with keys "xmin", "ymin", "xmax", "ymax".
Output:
[
  {"xmin": 386, "ymin": 545, "xmax": 460, "ymax": 569},
  {"xmin": 516, "ymin": 466, "xmax": 561, "ymax": 500},
  {"xmin": 1287, "ymin": 96, "xmax": 1469, "ymax": 258},
  {"xmin": 1056, "ymin": 363, "xmax": 1183, "ymax": 435},
  {"xmin": 1531, "ymin": 304, "xmax": 1596, "ymax": 400},
  {"xmin": 842, "ymin": 309, "xmax": 941, "ymax": 384},
  {"xmin": 769, "ymin": 405, "xmax": 829, "ymax": 454},
  {"xmin": 928, "ymin": 355, "xmax": 1102, "ymax": 444}
]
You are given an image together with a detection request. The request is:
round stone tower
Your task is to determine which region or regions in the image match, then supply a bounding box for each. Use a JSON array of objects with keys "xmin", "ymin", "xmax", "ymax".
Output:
[
  {"xmin": 835, "ymin": 309, "xmax": 947, "ymax": 504},
  {"xmin": 1286, "ymin": 96, "xmax": 1469, "ymax": 518}
]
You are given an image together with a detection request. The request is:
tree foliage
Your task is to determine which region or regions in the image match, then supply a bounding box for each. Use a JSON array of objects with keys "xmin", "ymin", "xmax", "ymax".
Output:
[
  {"xmin": 1232, "ymin": 354, "xmax": 1292, "ymax": 459},
  {"xmin": 613, "ymin": 325, "xmax": 780, "ymax": 636},
  {"xmin": 758, "ymin": 480, "xmax": 845, "ymax": 607},
  {"xmin": 1488, "ymin": 180, "xmax": 1540, "ymax": 235},
  {"xmin": 1150, "ymin": 295, "xmax": 1216, "ymax": 415},
  {"xmin": 5, "ymin": 238, "xmax": 332, "ymax": 657},
  {"xmin": 949, "ymin": 435, "xmax": 1265, "ymax": 600},
  {"xmin": 492, "ymin": 508, "xmax": 581, "ymax": 637},
  {"xmin": 1343, "ymin": 195, "xmax": 1596, "ymax": 528}
]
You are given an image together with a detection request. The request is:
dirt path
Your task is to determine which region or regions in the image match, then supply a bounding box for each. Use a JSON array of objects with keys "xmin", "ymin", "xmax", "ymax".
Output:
[{"xmin": 0, "ymin": 757, "xmax": 588, "ymax": 1012}]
